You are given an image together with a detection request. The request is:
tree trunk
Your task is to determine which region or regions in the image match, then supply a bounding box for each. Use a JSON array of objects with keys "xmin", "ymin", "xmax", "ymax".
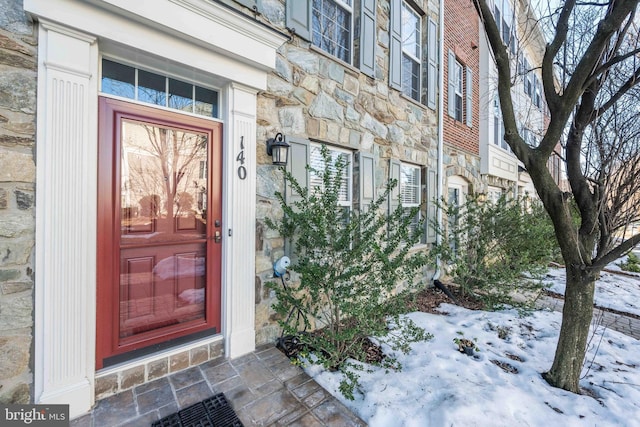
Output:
[{"xmin": 543, "ymin": 264, "xmax": 595, "ymax": 392}]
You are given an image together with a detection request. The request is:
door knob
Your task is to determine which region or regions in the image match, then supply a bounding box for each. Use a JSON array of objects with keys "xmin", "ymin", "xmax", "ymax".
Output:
[{"xmin": 214, "ymin": 231, "xmax": 222, "ymax": 243}]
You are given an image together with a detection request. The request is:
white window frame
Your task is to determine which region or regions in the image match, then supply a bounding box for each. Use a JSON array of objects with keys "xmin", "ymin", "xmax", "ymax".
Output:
[
  {"xmin": 400, "ymin": 162, "xmax": 422, "ymax": 240},
  {"xmin": 311, "ymin": 0, "xmax": 354, "ymax": 64},
  {"xmin": 453, "ymin": 59, "xmax": 464, "ymax": 122},
  {"xmin": 401, "ymin": 2, "xmax": 422, "ymax": 101},
  {"xmin": 309, "ymin": 143, "xmax": 353, "ymax": 211}
]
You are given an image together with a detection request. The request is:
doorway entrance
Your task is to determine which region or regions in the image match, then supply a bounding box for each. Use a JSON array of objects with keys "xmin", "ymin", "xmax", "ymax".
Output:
[{"xmin": 96, "ymin": 97, "xmax": 223, "ymax": 368}]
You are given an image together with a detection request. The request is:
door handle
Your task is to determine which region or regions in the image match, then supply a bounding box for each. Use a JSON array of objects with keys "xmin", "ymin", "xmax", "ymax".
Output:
[{"xmin": 214, "ymin": 231, "xmax": 222, "ymax": 243}]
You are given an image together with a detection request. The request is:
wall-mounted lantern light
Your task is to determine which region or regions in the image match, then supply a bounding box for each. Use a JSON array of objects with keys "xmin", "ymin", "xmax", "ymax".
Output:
[{"xmin": 266, "ymin": 133, "xmax": 290, "ymax": 166}]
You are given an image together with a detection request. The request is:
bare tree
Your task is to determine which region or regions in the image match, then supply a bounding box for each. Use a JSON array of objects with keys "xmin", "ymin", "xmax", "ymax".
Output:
[{"xmin": 474, "ymin": 0, "xmax": 640, "ymax": 392}]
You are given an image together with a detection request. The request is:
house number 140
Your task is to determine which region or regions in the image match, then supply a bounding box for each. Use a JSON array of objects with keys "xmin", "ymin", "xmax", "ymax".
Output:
[{"xmin": 236, "ymin": 136, "xmax": 247, "ymax": 180}]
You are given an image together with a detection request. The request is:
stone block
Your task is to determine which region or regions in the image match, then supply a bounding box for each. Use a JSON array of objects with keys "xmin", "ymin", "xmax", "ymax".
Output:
[
  {"xmin": 169, "ymin": 351, "xmax": 190, "ymax": 373},
  {"xmin": 0, "ymin": 151, "xmax": 35, "ymax": 182},
  {"xmin": 0, "ymin": 70, "xmax": 36, "ymax": 112},
  {"xmin": 190, "ymin": 345, "xmax": 209, "ymax": 366},
  {"xmin": 95, "ymin": 373, "xmax": 118, "ymax": 400},
  {"xmin": 309, "ymin": 91, "xmax": 343, "ymax": 122},
  {"xmin": 0, "ymin": 282, "xmax": 31, "ymax": 295},
  {"xmin": 0, "ymin": 291, "xmax": 32, "ymax": 330},
  {"xmin": 121, "ymin": 365, "xmax": 145, "ymax": 390},
  {"xmin": 0, "ymin": 240, "xmax": 32, "ymax": 265},
  {"xmin": 0, "ymin": 382, "xmax": 30, "ymax": 404},
  {"xmin": 286, "ymin": 47, "xmax": 319, "ymax": 74},
  {"xmin": 0, "ymin": 336, "xmax": 30, "ymax": 380},
  {"xmin": 300, "ymin": 75, "xmax": 319, "ymax": 94},
  {"xmin": 209, "ymin": 340, "xmax": 224, "ymax": 359},
  {"xmin": 14, "ymin": 190, "xmax": 33, "ymax": 210},
  {"xmin": 147, "ymin": 358, "xmax": 168, "ymax": 381}
]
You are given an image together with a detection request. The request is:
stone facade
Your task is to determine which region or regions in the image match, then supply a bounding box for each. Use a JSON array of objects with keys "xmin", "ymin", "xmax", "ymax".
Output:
[
  {"xmin": 253, "ymin": 0, "xmax": 446, "ymax": 345},
  {"xmin": 0, "ymin": 0, "xmax": 36, "ymax": 404}
]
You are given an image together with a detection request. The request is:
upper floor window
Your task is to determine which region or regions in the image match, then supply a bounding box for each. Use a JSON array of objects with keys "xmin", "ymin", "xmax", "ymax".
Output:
[
  {"xmin": 453, "ymin": 60, "xmax": 464, "ymax": 122},
  {"xmin": 287, "ymin": 1, "xmax": 377, "ymax": 78},
  {"xmin": 448, "ymin": 51, "xmax": 473, "ymax": 126},
  {"xmin": 493, "ymin": 0, "xmax": 516, "ymax": 54},
  {"xmin": 401, "ymin": 2, "xmax": 421, "ymax": 101},
  {"xmin": 312, "ymin": 0, "xmax": 353, "ymax": 64},
  {"xmin": 101, "ymin": 59, "xmax": 219, "ymax": 118}
]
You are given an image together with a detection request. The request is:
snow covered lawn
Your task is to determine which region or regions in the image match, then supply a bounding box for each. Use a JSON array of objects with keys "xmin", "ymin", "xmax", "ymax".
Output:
[
  {"xmin": 545, "ymin": 266, "xmax": 640, "ymax": 317},
  {"xmin": 304, "ymin": 271, "xmax": 640, "ymax": 426}
]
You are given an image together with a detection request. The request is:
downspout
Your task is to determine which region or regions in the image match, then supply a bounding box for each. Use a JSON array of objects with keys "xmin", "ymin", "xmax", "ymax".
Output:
[{"xmin": 432, "ymin": 0, "xmax": 445, "ymax": 282}]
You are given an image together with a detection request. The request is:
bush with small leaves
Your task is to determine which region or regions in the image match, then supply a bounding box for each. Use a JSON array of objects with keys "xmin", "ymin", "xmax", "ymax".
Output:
[
  {"xmin": 432, "ymin": 195, "xmax": 558, "ymax": 310},
  {"xmin": 266, "ymin": 145, "xmax": 433, "ymax": 399}
]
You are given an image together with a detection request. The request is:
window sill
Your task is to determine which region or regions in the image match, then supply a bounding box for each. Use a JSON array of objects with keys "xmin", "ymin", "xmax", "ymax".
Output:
[
  {"xmin": 399, "ymin": 92, "xmax": 432, "ymax": 111},
  {"xmin": 309, "ymin": 45, "xmax": 361, "ymax": 76}
]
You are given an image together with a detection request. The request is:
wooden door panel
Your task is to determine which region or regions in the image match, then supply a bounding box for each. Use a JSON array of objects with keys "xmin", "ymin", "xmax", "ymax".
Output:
[{"xmin": 97, "ymin": 97, "xmax": 222, "ymax": 368}]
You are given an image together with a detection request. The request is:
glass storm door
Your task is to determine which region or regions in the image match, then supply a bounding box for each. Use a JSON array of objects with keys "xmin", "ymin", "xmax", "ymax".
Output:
[{"xmin": 97, "ymin": 98, "xmax": 222, "ymax": 368}]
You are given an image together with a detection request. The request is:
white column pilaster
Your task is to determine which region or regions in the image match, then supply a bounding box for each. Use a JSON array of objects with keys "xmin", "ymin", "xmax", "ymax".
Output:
[
  {"xmin": 34, "ymin": 21, "xmax": 98, "ymax": 418},
  {"xmin": 224, "ymin": 83, "xmax": 258, "ymax": 358}
]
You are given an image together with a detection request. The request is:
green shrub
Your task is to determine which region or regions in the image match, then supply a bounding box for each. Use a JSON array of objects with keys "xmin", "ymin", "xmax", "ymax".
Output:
[
  {"xmin": 266, "ymin": 146, "xmax": 432, "ymax": 399},
  {"xmin": 618, "ymin": 252, "xmax": 640, "ymax": 272},
  {"xmin": 432, "ymin": 194, "xmax": 558, "ymax": 310}
]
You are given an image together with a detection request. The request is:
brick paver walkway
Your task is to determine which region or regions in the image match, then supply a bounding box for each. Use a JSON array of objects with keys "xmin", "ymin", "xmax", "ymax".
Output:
[
  {"xmin": 71, "ymin": 345, "xmax": 365, "ymax": 426},
  {"xmin": 537, "ymin": 295, "xmax": 640, "ymax": 340}
]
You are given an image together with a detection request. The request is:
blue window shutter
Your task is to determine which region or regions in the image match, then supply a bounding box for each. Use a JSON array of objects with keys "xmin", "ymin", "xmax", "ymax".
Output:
[
  {"xmin": 286, "ymin": 0, "xmax": 312, "ymax": 42},
  {"xmin": 448, "ymin": 50, "xmax": 456, "ymax": 117},
  {"xmin": 233, "ymin": 0, "xmax": 257, "ymax": 10},
  {"xmin": 359, "ymin": 0, "xmax": 377, "ymax": 78},
  {"xmin": 426, "ymin": 168, "xmax": 437, "ymax": 243},
  {"xmin": 284, "ymin": 137, "xmax": 310, "ymax": 258},
  {"xmin": 389, "ymin": 0, "xmax": 402, "ymax": 90},
  {"xmin": 466, "ymin": 66, "xmax": 473, "ymax": 127},
  {"xmin": 388, "ymin": 159, "xmax": 401, "ymax": 215},
  {"xmin": 285, "ymin": 136, "xmax": 310, "ymax": 205},
  {"xmin": 427, "ymin": 17, "xmax": 438, "ymax": 110},
  {"xmin": 358, "ymin": 152, "xmax": 376, "ymax": 213}
]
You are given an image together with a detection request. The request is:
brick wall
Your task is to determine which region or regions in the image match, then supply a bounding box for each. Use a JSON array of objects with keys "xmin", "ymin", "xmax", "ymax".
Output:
[{"xmin": 443, "ymin": 0, "xmax": 480, "ymax": 156}]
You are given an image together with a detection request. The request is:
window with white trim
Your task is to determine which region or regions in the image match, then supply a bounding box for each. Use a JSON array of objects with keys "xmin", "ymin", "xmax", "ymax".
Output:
[
  {"xmin": 310, "ymin": 143, "xmax": 353, "ymax": 219},
  {"xmin": 400, "ymin": 163, "xmax": 421, "ymax": 239},
  {"xmin": 493, "ymin": 0, "xmax": 516, "ymax": 54},
  {"xmin": 493, "ymin": 94, "xmax": 508, "ymax": 150},
  {"xmin": 312, "ymin": 0, "xmax": 353, "ymax": 64},
  {"xmin": 100, "ymin": 59, "xmax": 219, "ymax": 118},
  {"xmin": 401, "ymin": 2, "xmax": 421, "ymax": 101},
  {"xmin": 453, "ymin": 60, "xmax": 464, "ymax": 122}
]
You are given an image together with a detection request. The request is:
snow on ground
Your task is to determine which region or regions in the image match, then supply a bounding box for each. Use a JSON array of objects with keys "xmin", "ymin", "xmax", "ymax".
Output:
[
  {"xmin": 304, "ymin": 270, "xmax": 640, "ymax": 427},
  {"xmin": 545, "ymin": 265, "xmax": 640, "ymax": 317}
]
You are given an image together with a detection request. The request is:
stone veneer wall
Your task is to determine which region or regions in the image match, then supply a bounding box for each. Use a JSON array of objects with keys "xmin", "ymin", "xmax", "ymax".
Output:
[
  {"xmin": 252, "ymin": 0, "xmax": 460, "ymax": 345},
  {"xmin": 0, "ymin": 0, "xmax": 37, "ymax": 404}
]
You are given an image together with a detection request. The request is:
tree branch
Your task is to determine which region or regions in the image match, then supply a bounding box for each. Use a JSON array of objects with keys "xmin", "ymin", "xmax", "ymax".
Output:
[{"xmin": 591, "ymin": 233, "xmax": 640, "ymax": 271}]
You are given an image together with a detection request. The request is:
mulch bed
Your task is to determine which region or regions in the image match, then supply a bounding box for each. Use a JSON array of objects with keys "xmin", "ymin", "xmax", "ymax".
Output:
[{"xmin": 408, "ymin": 284, "xmax": 485, "ymax": 313}]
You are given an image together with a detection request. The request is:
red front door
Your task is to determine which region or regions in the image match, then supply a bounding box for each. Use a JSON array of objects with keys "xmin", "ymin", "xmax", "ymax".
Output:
[{"xmin": 97, "ymin": 97, "xmax": 222, "ymax": 368}]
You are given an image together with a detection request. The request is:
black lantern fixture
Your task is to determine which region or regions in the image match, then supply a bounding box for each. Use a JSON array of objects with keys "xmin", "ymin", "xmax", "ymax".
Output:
[{"xmin": 266, "ymin": 133, "xmax": 290, "ymax": 166}]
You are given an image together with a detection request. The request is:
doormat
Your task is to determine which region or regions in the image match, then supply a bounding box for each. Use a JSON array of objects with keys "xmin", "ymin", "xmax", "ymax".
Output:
[{"xmin": 151, "ymin": 393, "xmax": 243, "ymax": 427}]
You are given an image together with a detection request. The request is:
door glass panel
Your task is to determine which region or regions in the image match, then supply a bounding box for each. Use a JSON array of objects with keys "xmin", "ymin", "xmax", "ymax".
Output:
[
  {"xmin": 138, "ymin": 70, "xmax": 167, "ymax": 106},
  {"xmin": 102, "ymin": 59, "xmax": 135, "ymax": 99},
  {"xmin": 119, "ymin": 119, "xmax": 208, "ymax": 339},
  {"xmin": 169, "ymin": 78, "xmax": 194, "ymax": 113}
]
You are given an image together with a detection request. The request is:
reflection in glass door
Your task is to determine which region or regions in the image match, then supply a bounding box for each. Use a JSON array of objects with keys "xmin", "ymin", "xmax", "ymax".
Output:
[
  {"xmin": 97, "ymin": 97, "xmax": 222, "ymax": 368},
  {"xmin": 119, "ymin": 120, "xmax": 208, "ymax": 340}
]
